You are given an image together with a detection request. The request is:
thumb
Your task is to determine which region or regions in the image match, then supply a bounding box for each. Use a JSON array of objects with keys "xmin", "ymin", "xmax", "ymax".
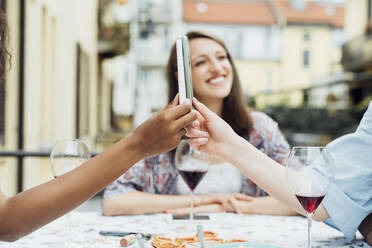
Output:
[
  {"xmin": 192, "ymin": 98, "xmax": 216, "ymax": 122},
  {"xmin": 167, "ymin": 94, "xmax": 180, "ymax": 109},
  {"xmin": 228, "ymin": 197, "xmax": 242, "ymax": 214}
]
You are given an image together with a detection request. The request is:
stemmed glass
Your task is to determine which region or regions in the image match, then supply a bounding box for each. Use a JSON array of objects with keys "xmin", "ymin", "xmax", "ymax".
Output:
[
  {"xmin": 285, "ymin": 146, "xmax": 334, "ymax": 248},
  {"xmin": 175, "ymin": 139, "xmax": 210, "ymax": 224},
  {"xmin": 50, "ymin": 139, "xmax": 91, "ymax": 178},
  {"xmin": 50, "ymin": 139, "xmax": 91, "ymax": 246}
]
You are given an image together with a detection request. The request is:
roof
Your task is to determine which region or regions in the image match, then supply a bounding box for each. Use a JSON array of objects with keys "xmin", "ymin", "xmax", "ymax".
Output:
[
  {"xmin": 183, "ymin": 0, "xmax": 277, "ymax": 25},
  {"xmin": 271, "ymin": 0, "xmax": 344, "ymax": 28},
  {"xmin": 182, "ymin": 0, "xmax": 344, "ymax": 28}
]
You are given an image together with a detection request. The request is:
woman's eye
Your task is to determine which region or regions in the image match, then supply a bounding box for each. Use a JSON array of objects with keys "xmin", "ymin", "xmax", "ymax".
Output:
[
  {"xmin": 218, "ymin": 55, "xmax": 227, "ymax": 60},
  {"xmin": 194, "ymin": 60, "xmax": 205, "ymax": 66}
]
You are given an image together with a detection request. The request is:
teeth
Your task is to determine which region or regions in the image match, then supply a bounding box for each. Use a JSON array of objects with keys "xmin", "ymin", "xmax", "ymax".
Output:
[{"xmin": 209, "ymin": 76, "xmax": 224, "ymax": 84}]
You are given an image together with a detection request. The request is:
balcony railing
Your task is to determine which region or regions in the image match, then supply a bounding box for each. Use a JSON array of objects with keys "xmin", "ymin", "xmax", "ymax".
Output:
[
  {"xmin": 341, "ymin": 34, "xmax": 372, "ymax": 72},
  {"xmin": 0, "ymin": 151, "xmax": 98, "ymax": 193}
]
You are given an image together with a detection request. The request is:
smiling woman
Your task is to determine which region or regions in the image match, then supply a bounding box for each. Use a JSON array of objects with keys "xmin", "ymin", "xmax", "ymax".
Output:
[
  {"xmin": 168, "ymin": 31, "xmax": 250, "ymax": 134},
  {"xmin": 102, "ymin": 30, "xmax": 295, "ymax": 217}
]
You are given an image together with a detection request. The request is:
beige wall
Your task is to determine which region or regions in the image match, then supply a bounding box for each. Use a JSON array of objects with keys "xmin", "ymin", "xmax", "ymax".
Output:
[
  {"xmin": 281, "ymin": 25, "xmax": 332, "ymax": 91},
  {"xmin": 345, "ymin": 0, "xmax": 368, "ymax": 40},
  {"xmin": 23, "ymin": 0, "xmax": 100, "ymax": 190},
  {"xmin": 1, "ymin": 0, "xmax": 103, "ymax": 194},
  {"xmin": 236, "ymin": 59, "xmax": 305, "ymax": 108},
  {"xmin": 237, "ymin": 24, "xmax": 338, "ymax": 108},
  {"xmin": 235, "ymin": 60, "xmax": 281, "ymax": 96}
]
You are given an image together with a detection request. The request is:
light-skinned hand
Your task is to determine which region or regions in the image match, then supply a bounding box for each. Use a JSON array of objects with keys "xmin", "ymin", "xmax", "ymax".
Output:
[
  {"xmin": 165, "ymin": 193, "xmax": 254, "ymax": 215},
  {"xmin": 187, "ymin": 98, "xmax": 239, "ymax": 159},
  {"xmin": 165, "ymin": 193, "xmax": 253, "ymax": 214}
]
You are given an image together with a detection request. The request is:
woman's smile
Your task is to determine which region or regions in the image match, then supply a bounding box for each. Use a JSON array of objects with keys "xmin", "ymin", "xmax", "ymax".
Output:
[{"xmin": 207, "ymin": 75, "xmax": 226, "ymax": 85}]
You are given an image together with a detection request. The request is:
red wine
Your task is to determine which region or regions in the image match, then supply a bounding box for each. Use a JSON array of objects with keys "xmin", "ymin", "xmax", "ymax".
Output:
[
  {"xmin": 178, "ymin": 170, "xmax": 207, "ymax": 191},
  {"xmin": 295, "ymin": 194, "xmax": 325, "ymax": 213}
]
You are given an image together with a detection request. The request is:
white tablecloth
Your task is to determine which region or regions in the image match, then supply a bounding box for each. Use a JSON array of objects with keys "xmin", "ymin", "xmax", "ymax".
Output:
[{"xmin": 1, "ymin": 212, "xmax": 370, "ymax": 247}]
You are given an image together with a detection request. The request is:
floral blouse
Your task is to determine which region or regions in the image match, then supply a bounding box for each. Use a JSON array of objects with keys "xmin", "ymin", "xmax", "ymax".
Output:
[{"xmin": 104, "ymin": 111, "xmax": 290, "ymax": 198}]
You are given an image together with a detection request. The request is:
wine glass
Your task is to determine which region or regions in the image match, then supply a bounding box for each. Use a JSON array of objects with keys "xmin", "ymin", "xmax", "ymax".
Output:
[
  {"xmin": 50, "ymin": 139, "xmax": 90, "ymax": 246},
  {"xmin": 50, "ymin": 139, "xmax": 91, "ymax": 177},
  {"xmin": 285, "ymin": 146, "xmax": 334, "ymax": 248},
  {"xmin": 175, "ymin": 139, "xmax": 210, "ymax": 224}
]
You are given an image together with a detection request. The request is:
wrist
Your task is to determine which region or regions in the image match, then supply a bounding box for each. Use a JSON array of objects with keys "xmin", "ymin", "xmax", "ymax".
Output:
[
  {"xmin": 194, "ymin": 195, "xmax": 204, "ymax": 206},
  {"xmin": 120, "ymin": 132, "xmax": 146, "ymax": 162},
  {"xmin": 194, "ymin": 195, "xmax": 212, "ymax": 206},
  {"xmin": 222, "ymin": 135, "xmax": 246, "ymax": 163}
]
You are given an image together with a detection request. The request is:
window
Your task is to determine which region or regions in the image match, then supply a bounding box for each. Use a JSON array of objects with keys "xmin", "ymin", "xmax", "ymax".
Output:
[
  {"xmin": 303, "ymin": 50, "xmax": 310, "ymax": 68},
  {"xmin": 304, "ymin": 32, "xmax": 310, "ymax": 41}
]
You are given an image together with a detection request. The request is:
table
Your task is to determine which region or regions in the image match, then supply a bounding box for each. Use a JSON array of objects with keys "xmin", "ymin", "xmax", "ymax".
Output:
[{"xmin": 1, "ymin": 212, "xmax": 370, "ymax": 248}]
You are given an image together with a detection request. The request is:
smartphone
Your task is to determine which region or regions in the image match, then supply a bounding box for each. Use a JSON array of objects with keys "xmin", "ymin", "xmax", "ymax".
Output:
[
  {"xmin": 99, "ymin": 231, "xmax": 152, "ymax": 241},
  {"xmin": 176, "ymin": 36, "xmax": 193, "ymax": 104},
  {"xmin": 182, "ymin": 36, "xmax": 194, "ymax": 101},
  {"xmin": 176, "ymin": 38, "xmax": 186, "ymax": 104},
  {"xmin": 172, "ymin": 214, "xmax": 210, "ymax": 220}
]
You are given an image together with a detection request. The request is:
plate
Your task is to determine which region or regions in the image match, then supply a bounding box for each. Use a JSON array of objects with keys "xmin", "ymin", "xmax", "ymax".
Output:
[{"xmin": 212, "ymin": 242, "xmax": 282, "ymax": 248}]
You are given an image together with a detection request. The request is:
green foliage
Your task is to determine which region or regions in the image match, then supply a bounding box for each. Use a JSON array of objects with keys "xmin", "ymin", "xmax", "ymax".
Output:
[
  {"xmin": 263, "ymin": 106, "xmax": 366, "ymax": 139},
  {"xmin": 99, "ymin": 23, "xmax": 131, "ymax": 55}
]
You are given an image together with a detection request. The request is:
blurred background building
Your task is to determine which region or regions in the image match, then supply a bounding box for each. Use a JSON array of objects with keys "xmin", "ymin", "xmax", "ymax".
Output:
[
  {"xmin": 0, "ymin": 0, "xmax": 371, "ymax": 196},
  {"xmin": 1, "ymin": 0, "xmax": 105, "ymax": 195}
]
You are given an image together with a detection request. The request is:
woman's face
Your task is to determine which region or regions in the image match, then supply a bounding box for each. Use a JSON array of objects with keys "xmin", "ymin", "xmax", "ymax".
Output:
[{"xmin": 189, "ymin": 38, "xmax": 233, "ymax": 101}]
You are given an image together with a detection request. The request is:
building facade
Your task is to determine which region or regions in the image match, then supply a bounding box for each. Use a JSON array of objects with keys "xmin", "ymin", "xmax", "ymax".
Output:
[
  {"xmin": 0, "ymin": 0, "xmax": 111, "ymax": 195},
  {"xmin": 119, "ymin": 0, "xmax": 345, "ymax": 112},
  {"xmin": 182, "ymin": 0, "xmax": 344, "ymax": 108}
]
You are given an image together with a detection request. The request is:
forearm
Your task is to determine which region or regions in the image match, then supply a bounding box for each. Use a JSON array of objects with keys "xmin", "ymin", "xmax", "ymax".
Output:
[
  {"xmin": 225, "ymin": 136, "xmax": 329, "ymax": 220},
  {"xmin": 103, "ymin": 191, "xmax": 199, "ymax": 215},
  {"xmin": 238, "ymin": 196, "xmax": 298, "ymax": 216},
  {"xmin": 0, "ymin": 136, "xmax": 142, "ymax": 241}
]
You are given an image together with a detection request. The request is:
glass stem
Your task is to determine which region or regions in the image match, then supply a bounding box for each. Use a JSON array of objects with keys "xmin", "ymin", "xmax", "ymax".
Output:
[
  {"xmin": 190, "ymin": 190, "xmax": 194, "ymax": 224},
  {"xmin": 306, "ymin": 212, "xmax": 313, "ymax": 248}
]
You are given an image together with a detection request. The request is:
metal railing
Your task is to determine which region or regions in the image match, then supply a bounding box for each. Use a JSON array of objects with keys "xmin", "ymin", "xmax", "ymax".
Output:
[{"xmin": 0, "ymin": 151, "xmax": 99, "ymax": 192}]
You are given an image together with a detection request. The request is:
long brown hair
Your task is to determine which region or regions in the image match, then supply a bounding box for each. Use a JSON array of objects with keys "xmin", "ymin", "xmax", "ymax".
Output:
[
  {"xmin": 0, "ymin": 7, "xmax": 11, "ymax": 83},
  {"xmin": 167, "ymin": 30, "xmax": 252, "ymax": 137}
]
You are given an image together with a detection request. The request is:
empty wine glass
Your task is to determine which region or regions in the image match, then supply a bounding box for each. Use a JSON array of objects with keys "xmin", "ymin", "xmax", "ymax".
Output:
[
  {"xmin": 285, "ymin": 146, "xmax": 334, "ymax": 248},
  {"xmin": 50, "ymin": 139, "xmax": 91, "ymax": 246},
  {"xmin": 175, "ymin": 139, "xmax": 210, "ymax": 224},
  {"xmin": 50, "ymin": 139, "xmax": 91, "ymax": 178}
]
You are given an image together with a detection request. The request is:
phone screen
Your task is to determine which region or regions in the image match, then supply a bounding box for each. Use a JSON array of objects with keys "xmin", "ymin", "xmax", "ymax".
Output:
[
  {"xmin": 176, "ymin": 39, "xmax": 186, "ymax": 104},
  {"xmin": 172, "ymin": 214, "xmax": 210, "ymax": 220},
  {"xmin": 182, "ymin": 36, "xmax": 193, "ymax": 101}
]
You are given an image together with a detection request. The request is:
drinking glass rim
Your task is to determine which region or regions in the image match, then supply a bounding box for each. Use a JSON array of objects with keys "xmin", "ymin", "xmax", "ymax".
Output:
[
  {"xmin": 291, "ymin": 146, "xmax": 325, "ymax": 149},
  {"xmin": 50, "ymin": 139, "xmax": 91, "ymax": 160}
]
